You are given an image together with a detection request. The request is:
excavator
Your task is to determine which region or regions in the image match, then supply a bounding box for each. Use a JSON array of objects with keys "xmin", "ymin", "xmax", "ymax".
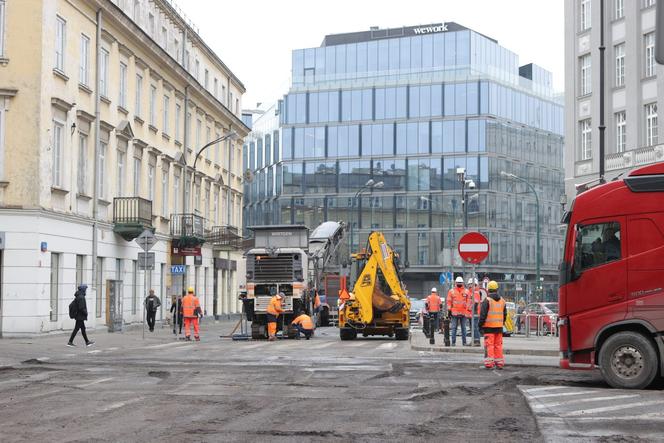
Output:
[{"xmin": 338, "ymin": 231, "xmax": 410, "ymax": 340}]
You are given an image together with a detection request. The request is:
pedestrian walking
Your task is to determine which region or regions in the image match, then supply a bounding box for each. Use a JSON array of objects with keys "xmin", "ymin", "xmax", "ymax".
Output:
[
  {"xmin": 447, "ymin": 276, "xmax": 469, "ymax": 346},
  {"xmin": 182, "ymin": 287, "xmax": 202, "ymax": 341},
  {"xmin": 266, "ymin": 292, "xmax": 284, "ymax": 341},
  {"xmin": 144, "ymin": 289, "xmax": 161, "ymax": 332},
  {"xmin": 67, "ymin": 285, "xmax": 94, "ymax": 347},
  {"xmin": 291, "ymin": 311, "xmax": 314, "ymax": 339},
  {"xmin": 424, "ymin": 287, "xmax": 442, "ymax": 340},
  {"xmin": 170, "ymin": 293, "xmax": 184, "ymax": 335},
  {"xmin": 479, "ymin": 281, "xmax": 507, "ymax": 369}
]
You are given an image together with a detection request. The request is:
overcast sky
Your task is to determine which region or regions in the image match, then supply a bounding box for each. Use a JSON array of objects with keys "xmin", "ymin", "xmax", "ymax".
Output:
[{"xmin": 179, "ymin": 0, "xmax": 564, "ymax": 108}]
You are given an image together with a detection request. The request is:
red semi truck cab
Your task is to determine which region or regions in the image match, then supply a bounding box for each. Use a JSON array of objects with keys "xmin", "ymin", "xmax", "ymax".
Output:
[{"xmin": 559, "ymin": 162, "xmax": 664, "ymax": 389}]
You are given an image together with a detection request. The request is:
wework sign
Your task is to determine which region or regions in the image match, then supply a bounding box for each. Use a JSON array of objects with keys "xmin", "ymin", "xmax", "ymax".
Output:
[{"xmin": 413, "ymin": 23, "xmax": 448, "ymax": 35}]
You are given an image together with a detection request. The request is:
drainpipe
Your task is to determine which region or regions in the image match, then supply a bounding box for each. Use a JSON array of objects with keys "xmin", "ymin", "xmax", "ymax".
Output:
[{"xmin": 92, "ymin": 9, "xmax": 102, "ymax": 321}]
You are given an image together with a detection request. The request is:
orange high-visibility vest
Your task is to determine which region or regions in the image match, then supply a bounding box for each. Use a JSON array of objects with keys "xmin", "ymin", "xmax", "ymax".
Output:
[
  {"xmin": 182, "ymin": 294, "xmax": 200, "ymax": 318},
  {"xmin": 291, "ymin": 314, "xmax": 314, "ymax": 329},
  {"xmin": 469, "ymin": 288, "xmax": 481, "ymax": 315},
  {"xmin": 484, "ymin": 297, "xmax": 506, "ymax": 328},
  {"xmin": 425, "ymin": 293, "xmax": 442, "ymax": 312},
  {"xmin": 314, "ymin": 294, "xmax": 321, "ymax": 309},
  {"xmin": 447, "ymin": 287, "xmax": 467, "ymax": 316},
  {"xmin": 266, "ymin": 296, "xmax": 283, "ymax": 317}
]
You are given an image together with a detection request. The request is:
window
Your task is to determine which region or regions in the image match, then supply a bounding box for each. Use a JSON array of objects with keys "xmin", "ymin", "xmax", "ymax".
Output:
[
  {"xmin": 213, "ymin": 189, "xmax": 219, "ymax": 225},
  {"xmin": 580, "ymin": 0, "xmax": 591, "ymax": 31},
  {"xmin": 147, "ymin": 164, "xmax": 155, "ymax": 201},
  {"xmin": 0, "ymin": 0, "xmax": 6, "ymax": 57},
  {"xmin": 195, "ymin": 59, "xmax": 200, "ymax": 79},
  {"xmin": 149, "ymin": 85, "xmax": 157, "ymax": 126},
  {"xmin": 643, "ymin": 0, "xmax": 657, "ymax": 8},
  {"xmin": 133, "ymin": 158, "xmax": 141, "ymax": 196},
  {"xmin": 580, "ymin": 54, "xmax": 591, "ymax": 95},
  {"xmin": 206, "ymin": 127, "xmax": 211, "ymax": 160},
  {"xmin": 580, "ymin": 119, "xmax": 592, "ymax": 160},
  {"xmin": 615, "ymin": 0, "xmax": 624, "ymax": 18},
  {"xmin": 80, "ymin": 35, "xmax": 90, "ymax": 86},
  {"xmin": 204, "ymin": 69, "xmax": 209, "ymax": 89},
  {"xmin": 175, "ymin": 103, "xmax": 181, "ymax": 141},
  {"xmin": 614, "ymin": 43, "xmax": 625, "ymax": 87},
  {"xmin": 96, "ymin": 257, "xmax": 103, "ymax": 317},
  {"xmin": 52, "ymin": 120, "xmax": 64, "ymax": 187},
  {"xmin": 133, "ymin": 0, "xmax": 141, "ymax": 22},
  {"xmin": 205, "ymin": 187, "xmax": 210, "ymax": 219},
  {"xmin": 163, "ymin": 95, "xmax": 170, "ymax": 134},
  {"xmin": 55, "ymin": 16, "xmax": 66, "ymax": 71},
  {"xmin": 135, "ymin": 73, "xmax": 142, "ymax": 117},
  {"xmin": 98, "ymin": 142, "xmax": 106, "ymax": 198},
  {"xmin": 119, "ymin": 62, "xmax": 128, "ymax": 108},
  {"xmin": 615, "ymin": 111, "xmax": 626, "ymax": 153},
  {"xmin": 100, "ymin": 48, "xmax": 109, "ymax": 97},
  {"xmin": 173, "ymin": 174, "xmax": 180, "ymax": 213},
  {"xmin": 196, "ymin": 119, "xmax": 201, "ymax": 147},
  {"xmin": 117, "ymin": 151, "xmax": 125, "ymax": 197},
  {"xmin": 645, "ymin": 32, "xmax": 656, "ymax": 77},
  {"xmin": 222, "ymin": 85, "xmax": 226, "ymax": 104},
  {"xmin": 214, "ymin": 78, "xmax": 218, "ymax": 97},
  {"xmin": 646, "ymin": 103, "xmax": 658, "ymax": 146},
  {"xmin": 161, "ymin": 169, "xmax": 168, "ymax": 217},
  {"xmin": 76, "ymin": 255, "xmax": 85, "ymax": 287},
  {"xmin": 50, "ymin": 253, "xmax": 60, "ymax": 321},
  {"xmin": 148, "ymin": 12, "xmax": 155, "ymax": 36},
  {"xmin": 77, "ymin": 133, "xmax": 88, "ymax": 194},
  {"xmin": 574, "ymin": 222, "xmax": 621, "ymax": 271},
  {"xmin": 161, "ymin": 26, "xmax": 167, "ymax": 50}
]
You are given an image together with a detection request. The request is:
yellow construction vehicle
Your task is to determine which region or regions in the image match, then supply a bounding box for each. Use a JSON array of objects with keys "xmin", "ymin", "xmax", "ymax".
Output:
[{"xmin": 338, "ymin": 231, "xmax": 410, "ymax": 340}]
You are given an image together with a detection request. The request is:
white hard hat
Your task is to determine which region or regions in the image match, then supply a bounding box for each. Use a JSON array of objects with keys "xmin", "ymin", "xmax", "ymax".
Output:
[
  {"xmin": 473, "ymin": 278, "xmax": 479, "ymax": 285},
  {"xmin": 467, "ymin": 278, "xmax": 473, "ymax": 285},
  {"xmin": 431, "ymin": 287, "xmax": 437, "ymax": 293},
  {"xmin": 455, "ymin": 276, "xmax": 464, "ymax": 284}
]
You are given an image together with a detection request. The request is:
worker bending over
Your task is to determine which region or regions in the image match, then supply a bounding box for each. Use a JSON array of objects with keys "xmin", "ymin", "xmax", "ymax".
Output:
[
  {"xmin": 291, "ymin": 311, "xmax": 315, "ymax": 340},
  {"xmin": 266, "ymin": 292, "xmax": 284, "ymax": 341},
  {"xmin": 479, "ymin": 281, "xmax": 507, "ymax": 369}
]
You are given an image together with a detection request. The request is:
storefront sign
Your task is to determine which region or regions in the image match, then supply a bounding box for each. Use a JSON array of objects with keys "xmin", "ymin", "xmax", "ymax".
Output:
[{"xmin": 171, "ymin": 245, "xmax": 201, "ymax": 256}]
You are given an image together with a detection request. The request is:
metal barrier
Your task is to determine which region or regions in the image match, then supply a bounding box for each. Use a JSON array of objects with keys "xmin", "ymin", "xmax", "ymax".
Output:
[{"xmin": 514, "ymin": 313, "xmax": 559, "ymax": 337}]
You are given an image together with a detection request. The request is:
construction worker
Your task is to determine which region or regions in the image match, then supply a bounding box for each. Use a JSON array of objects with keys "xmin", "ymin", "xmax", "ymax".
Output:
[
  {"xmin": 182, "ymin": 287, "xmax": 202, "ymax": 341},
  {"xmin": 447, "ymin": 276, "xmax": 469, "ymax": 346},
  {"xmin": 467, "ymin": 278, "xmax": 482, "ymax": 346},
  {"xmin": 291, "ymin": 311, "xmax": 315, "ymax": 339},
  {"xmin": 266, "ymin": 292, "xmax": 284, "ymax": 341},
  {"xmin": 425, "ymin": 287, "xmax": 442, "ymax": 339},
  {"xmin": 479, "ymin": 281, "xmax": 507, "ymax": 369}
]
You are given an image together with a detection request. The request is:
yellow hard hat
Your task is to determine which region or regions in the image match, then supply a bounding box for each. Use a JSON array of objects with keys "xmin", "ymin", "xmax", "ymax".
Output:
[
  {"xmin": 488, "ymin": 281, "xmax": 499, "ymax": 291},
  {"xmin": 187, "ymin": 287, "xmax": 194, "ymax": 293}
]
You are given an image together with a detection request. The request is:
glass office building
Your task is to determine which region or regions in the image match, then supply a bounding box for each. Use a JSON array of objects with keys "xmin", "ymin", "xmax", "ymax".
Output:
[{"xmin": 244, "ymin": 23, "xmax": 565, "ymax": 300}]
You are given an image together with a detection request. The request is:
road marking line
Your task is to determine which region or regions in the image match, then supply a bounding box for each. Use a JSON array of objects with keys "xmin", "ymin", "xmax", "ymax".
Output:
[
  {"xmin": 526, "ymin": 390, "xmax": 595, "ymax": 399},
  {"xmin": 308, "ymin": 342, "xmax": 336, "ymax": 350},
  {"xmin": 145, "ymin": 342, "xmax": 190, "ymax": 349},
  {"xmin": 571, "ymin": 412, "xmax": 664, "ymax": 421},
  {"xmin": 80, "ymin": 377, "xmax": 114, "ymax": 387},
  {"xmin": 523, "ymin": 386, "xmax": 570, "ymax": 393},
  {"xmin": 560, "ymin": 399, "xmax": 664, "ymax": 417},
  {"xmin": 532, "ymin": 394, "xmax": 641, "ymax": 409},
  {"xmin": 107, "ymin": 347, "xmax": 119, "ymax": 351},
  {"xmin": 350, "ymin": 342, "xmax": 368, "ymax": 347},
  {"xmin": 377, "ymin": 343, "xmax": 397, "ymax": 350},
  {"xmin": 242, "ymin": 342, "xmax": 268, "ymax": 349},
  {"xmin": 99, "ymin": 397, "xmax": 142, "ymax": 412},
  {"xmin": 87, "ymin": 350, "xmax": 102, "ymax": 354}
]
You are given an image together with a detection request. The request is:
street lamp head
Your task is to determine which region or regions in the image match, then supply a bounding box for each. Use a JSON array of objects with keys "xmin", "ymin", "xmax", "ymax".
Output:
[
  {"xmin": 373, "ymin": 181, "xmax": 384, "ymax": 189},
  {"xmin": 466, "ymin": 180, "xmax": 476, "ymax": 190},
  {"xmin": 500, "ymin": 171, "xmax": 515, "ymax": 179},
  {"xmin": 226, "ymin": 131, "xmax": 238, "ymax": 141},
  {"xmin": 364, "ymin": 179, "xmax": 375, "ymax": 187}
]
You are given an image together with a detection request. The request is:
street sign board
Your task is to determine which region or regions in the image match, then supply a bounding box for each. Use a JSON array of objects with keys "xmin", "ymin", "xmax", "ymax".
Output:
[
  {"xmin": 138, "ymin": 252, "xmax": 155, "ymax": 270},
  {"xmin": 170, "ymin": 264, "xmax": 186, "ymax": 275},
  {"xmin": 171, "ymin": 245, "xmax": 202, "ymax": 256},
  {"xmin": 136, "ymin": 229, "xmax": 157, "ymax": 252},
  {"xmin": 515, "ymin": 274, "xmax": 525, "ymax": 281},
  {"xmin": 438, "ymin": 271, "xmax": 453, "ymax": 285},
  {"xmin": 457, "ymin": 232, "xmax": 490, "ymax": 264}
]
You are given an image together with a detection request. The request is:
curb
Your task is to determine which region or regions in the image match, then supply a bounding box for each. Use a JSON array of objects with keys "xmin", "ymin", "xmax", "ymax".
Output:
[{"xmin": 410, "ymin": 343, "xmax": 559, "ymax": 357}]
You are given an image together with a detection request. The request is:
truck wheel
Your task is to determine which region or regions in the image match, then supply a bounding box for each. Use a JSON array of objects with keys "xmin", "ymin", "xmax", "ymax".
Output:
[
  {"xmin": 340, "ymin": 327, "xmax": 357, "ymax": 341},
  {"xmin": 599, "ymin": 331, "xmax": 659, "ymax": 389},
  {"xmin": 395, "ymin": 327, "xmax": 410, "ymax": 341}
]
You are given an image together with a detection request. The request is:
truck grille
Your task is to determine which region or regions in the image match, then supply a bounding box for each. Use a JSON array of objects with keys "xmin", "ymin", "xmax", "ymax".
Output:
[{"xmin": 247, "ymin": 253, "xmax": 301, "ymax": 282}]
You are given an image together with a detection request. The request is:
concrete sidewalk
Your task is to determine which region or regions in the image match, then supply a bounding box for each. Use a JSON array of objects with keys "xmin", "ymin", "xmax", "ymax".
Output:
[{"xmin": 410, "ymin": 330, "xmax": 559, "ymax": 356}]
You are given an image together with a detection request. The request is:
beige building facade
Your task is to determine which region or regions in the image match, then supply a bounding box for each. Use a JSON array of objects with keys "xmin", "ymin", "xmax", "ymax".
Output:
[{"xmin": 0, "ymin": 0, "xmax": 249, "ymax": 336}]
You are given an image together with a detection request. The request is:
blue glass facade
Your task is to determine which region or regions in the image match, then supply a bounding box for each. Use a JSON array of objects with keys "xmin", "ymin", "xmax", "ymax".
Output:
[{"xmin": 243, "ymin": 24, "xmax": 564, "ymax": 299}]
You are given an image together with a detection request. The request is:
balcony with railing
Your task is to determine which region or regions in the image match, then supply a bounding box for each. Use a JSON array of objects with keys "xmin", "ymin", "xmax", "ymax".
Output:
[
  {"xmin": 170, "ymin": 213, "xmax": 207, "ymax": 247},
  {"xmin": 113, "ymin": 197, "xmax": 153, "ymax": 241},
  {"xmin": 206, "ymin": 225, "xmax": 243, "ymax": 251}
]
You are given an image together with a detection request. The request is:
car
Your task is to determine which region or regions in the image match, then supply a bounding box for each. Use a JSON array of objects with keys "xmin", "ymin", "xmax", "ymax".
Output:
[
  {"xmin": 409, "ymin": 298, "xmax": 426, "ymax": 328},
  {"xmin": 518, "ymin": 302, "xmax": 558, "ymax": 335}
]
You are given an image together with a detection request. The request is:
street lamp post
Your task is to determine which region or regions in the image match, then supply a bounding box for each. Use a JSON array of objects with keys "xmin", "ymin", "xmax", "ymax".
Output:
[
  {"xmin": 350, "ymin": 179, "xmax": 383, "ymax": 255},
  {"xmin": 501, "ymin": 171, "xmax": 541, "ymax": 302},
  {"xmin": 455, "ymin": 168, "xmax": 476, "ymax": 281},
  {"xmin": 421, "ymin": 196, "xmax": 453, "ymax": 294},
  {"xmin": 190, "ymin": 131, "xmax": 238, "ymax": 214}
]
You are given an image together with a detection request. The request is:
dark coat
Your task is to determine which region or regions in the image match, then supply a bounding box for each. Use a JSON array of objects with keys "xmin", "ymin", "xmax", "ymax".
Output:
[
  {"xmin": 478, "ymin": 292, "xmax": 506, "ymax": 334},
  {"xmin": 74, "ymin": 291, "xmax": 89, "ymax": 321},
  {"xmin": 144, "ymin": 295, "xmax": 161, "ymax": 313}
]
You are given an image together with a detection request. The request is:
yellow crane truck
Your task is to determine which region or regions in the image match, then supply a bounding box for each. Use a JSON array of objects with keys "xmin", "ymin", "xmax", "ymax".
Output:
[{"xmin": 338, "ymin": 231, "xmax": 410, "ymax": 340}]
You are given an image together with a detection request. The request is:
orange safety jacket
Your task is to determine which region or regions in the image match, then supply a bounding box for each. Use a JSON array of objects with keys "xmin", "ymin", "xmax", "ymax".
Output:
[
  {"xmin": 266, "ymin": 296, "xmax": 284, "ymax": 317},
  {"xmin": 314, "ymin": 293, "xmax": 321, "ymax": 309},
  {"xmin": 447, "ymin": 287, "xmax": 467, "ymax": 316},
  {"xmin": 291, "ymin": 314, "xmax": 314, "ymax": 330},
  {"xmin": 484, "ymin": 297, "xmax": 506, "ymax": 328},
  {"xmin": 182, "ymin": 294, "xmax": 200, "ymax": 318},
  {"xmin": 425, "ymin": 293, "xmax": 442, "ymax": 312},
  {"xmin": 468, "ymin": 288, "xmax": 481, "ymax": 316}
]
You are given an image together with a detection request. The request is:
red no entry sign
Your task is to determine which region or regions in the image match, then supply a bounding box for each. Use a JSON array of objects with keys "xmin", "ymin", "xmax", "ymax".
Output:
[{"xmin": 458, "ymin": 232, "xmax": 490, "ymax": 264}]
